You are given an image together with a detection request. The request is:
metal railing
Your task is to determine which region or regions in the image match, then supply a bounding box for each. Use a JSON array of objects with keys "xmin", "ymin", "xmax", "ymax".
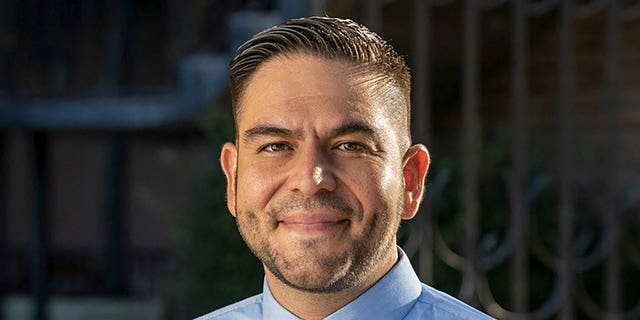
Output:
[
  {"xmin": 2, "ymin": 1, "xmax": 639, "ymax": 319},
  {"xmin": 359, "ymin": 1, "xmax": 640, "ymax": 319}
]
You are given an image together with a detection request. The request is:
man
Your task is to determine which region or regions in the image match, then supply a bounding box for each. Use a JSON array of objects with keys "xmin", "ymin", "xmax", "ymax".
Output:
[{"xmin": 198, "ymin": 16, "xmax": 493, "ymax": 319}]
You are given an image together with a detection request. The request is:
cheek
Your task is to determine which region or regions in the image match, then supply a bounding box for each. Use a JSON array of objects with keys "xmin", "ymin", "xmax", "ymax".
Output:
[
  {"xmin": 348, "ymin": 163, "xmax": 403, "ymax": 213},
  {"xmin": 368, "ymin": 159, "xmax": 403, "ymax": 199},
  {"xmin": 379, "ymin": 163, "xmax": 401, "ymax": 191},
  {"xmin": 236, "ymin": 162, "xmax": 283, "ymax": 209}
]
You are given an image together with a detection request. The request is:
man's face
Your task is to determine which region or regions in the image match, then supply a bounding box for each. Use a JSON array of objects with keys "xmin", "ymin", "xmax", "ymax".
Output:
[{"xmin": 221, "ymin": 54, "xmax": 427, "ymax": 293}]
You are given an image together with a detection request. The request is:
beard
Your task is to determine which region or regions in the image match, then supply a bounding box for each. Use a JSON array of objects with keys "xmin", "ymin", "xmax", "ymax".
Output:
[{"xmin": 235, "ymin": 193, "xmax": 402, "ymax": 293}]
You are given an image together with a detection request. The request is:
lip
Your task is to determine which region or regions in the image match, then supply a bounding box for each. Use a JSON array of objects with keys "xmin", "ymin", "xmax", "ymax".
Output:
[
  {"xmin": 280, "ymin": 215, "xmax": 346, "ymax": 224},
  {"xmin": 278, "ymin": 216, "xmax": 349, "ymax": 234}
]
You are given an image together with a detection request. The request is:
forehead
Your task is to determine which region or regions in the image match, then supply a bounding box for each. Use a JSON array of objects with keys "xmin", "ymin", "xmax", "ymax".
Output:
[
  {"xmin": 237, "ymin": 55, "xmax": 377, "ymax": 125},
  {"xmin": 247, "ymin": 55, "xmax": 355, "ymax": 98}
]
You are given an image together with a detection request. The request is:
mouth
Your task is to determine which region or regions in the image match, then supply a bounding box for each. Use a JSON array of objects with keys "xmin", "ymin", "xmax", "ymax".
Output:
[{"xmin": 278, "ymin": 216, "xmax": 350, "ymax": 235}]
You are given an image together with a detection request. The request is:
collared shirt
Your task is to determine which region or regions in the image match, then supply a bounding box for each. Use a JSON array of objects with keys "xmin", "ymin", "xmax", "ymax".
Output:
[{"xmin": 196, "ymin": 249, "xmax": 494, "ymax": 319}]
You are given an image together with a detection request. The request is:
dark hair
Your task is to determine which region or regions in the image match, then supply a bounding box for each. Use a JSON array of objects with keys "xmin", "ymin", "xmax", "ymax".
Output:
[{"xmin": 229, "ymin": 16, "xmax": 411, "ymax": 144}]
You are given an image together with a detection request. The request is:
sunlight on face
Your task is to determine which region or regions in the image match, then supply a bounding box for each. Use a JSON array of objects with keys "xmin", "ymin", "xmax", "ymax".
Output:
[{"xmin": 230, "ymin": 54, "xmax": 408, "ymax": 292}]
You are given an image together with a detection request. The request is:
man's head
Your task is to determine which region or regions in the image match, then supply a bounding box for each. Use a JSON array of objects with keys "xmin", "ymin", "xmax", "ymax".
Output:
[
  {"xmin": 220, "ymin": 17, "xmax": 429, "ymax": 296},
  {"xmin": 229, "ymin": 16, "xmax": 412, "ymax": 150}
]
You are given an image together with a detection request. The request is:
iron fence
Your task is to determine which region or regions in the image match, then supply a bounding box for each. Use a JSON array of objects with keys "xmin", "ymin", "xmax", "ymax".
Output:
[
  {"xmin": 2, "ymin": 0, "xmax": 639, "ymax": 319},
  {"xmin": 361, "ymin": 1, "xmax": 640, "ymax": 319}
]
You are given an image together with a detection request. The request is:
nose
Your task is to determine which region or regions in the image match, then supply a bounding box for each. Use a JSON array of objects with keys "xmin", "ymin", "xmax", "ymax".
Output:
[{"xmin": 288, "ymin": 145, "xmax": 337, "ymax": 195}]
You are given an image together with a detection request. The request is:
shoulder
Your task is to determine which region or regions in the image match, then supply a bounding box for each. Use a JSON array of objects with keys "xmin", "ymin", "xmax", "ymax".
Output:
[
  {"xmin": 406, "ymin": 284, "xmax": 495, "ymax": 319},
  {"xmin": 194, "ymin": 294, "xmax": 263, "ymax": 320}
]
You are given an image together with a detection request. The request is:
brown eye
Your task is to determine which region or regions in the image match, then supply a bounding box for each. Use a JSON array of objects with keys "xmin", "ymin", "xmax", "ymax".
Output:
[
  {"xmin": 261, "ymin": 143, "xmax": 291, "ymax": 153},
  {"xmin": 336, "ymin": 142, "xmax": 366, "ymax": 153}
]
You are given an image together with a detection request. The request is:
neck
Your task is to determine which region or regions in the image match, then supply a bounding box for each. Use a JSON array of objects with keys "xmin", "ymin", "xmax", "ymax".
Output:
[{"xmin": 266, "ymin": 248, "xmax": 399, "ymax": 320}]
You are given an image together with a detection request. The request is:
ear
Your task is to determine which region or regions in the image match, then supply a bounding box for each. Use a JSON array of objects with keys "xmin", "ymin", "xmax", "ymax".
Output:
[
  {"xmin": 401, "ymin": 144, "xmax": 430, "ymax": 220},
  {"xmin": 220, "ymin": 142, "xmax": 238, "ymax": 217}
]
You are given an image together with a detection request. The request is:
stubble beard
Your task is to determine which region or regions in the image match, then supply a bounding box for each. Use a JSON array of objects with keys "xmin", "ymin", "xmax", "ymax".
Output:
[{"xmin": 235, "ymin": 194, "xmax": 402, "ymax": 294}]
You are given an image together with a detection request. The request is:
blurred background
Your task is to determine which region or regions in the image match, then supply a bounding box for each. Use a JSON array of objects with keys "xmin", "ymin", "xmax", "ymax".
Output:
[{"xmin": 1, "ymin": 0, "xmax": 639, "ymax": 319}]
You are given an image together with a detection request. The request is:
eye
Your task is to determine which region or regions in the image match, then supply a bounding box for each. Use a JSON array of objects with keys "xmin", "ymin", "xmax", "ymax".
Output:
[
  {"xmin": 336, "ymin": 142, "xmax": 367, "ymax": 153},
  {"xmin": 260, "ymin": 143, "xmax": 292, "ymax": 153}
]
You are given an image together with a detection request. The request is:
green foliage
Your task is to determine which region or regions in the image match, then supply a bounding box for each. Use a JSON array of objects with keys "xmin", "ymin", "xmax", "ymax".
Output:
[{"xmin": 174, "ymin": 101, "xmax": 263, "ymax": 318}]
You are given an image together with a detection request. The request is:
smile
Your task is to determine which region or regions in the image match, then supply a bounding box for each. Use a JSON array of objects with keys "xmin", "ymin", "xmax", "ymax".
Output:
[{"xmin": 278, "ymin": 218, "xmax": 349, "ymax": 235}]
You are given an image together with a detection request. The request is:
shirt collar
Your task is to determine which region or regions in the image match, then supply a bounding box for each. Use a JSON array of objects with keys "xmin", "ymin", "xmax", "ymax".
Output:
[
  {"xmin": 262, "ymin": 279, "xmax": 300, "ymax": 319},
  {"xmin": 262, "ymin": 247, "xmax": 422, "ymax": 319}
]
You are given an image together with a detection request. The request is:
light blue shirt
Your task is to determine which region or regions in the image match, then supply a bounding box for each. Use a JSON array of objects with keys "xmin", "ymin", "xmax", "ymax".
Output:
[{"xmin": 196, "ymin": 248, "xmax": 494, "ymax": 319}]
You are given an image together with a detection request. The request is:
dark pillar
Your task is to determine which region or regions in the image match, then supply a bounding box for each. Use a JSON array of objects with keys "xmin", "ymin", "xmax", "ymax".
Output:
[
  {"xmin": 104, "ymin": 134, "xmax": 129, "ymax": 296},
  {"xmin": 103, "ymin": 0, "xmax": 130, "ymax": 297},
  {"xmin": 460, "ymin": 0, "xmax": 480, "ymax": 303},
  {"xmin": 510, "ymin": 0, "xmax": 530, "ymax": 314},
  {"xmin": 556, "ymin": 1, "xmax": 576, "ymax": 319},
  {"xmin": 31, "ymin": 132, "xmax": 50, "ymax": 320},
  {"xmin": 0, "ymin": 134, "xmax": 6, "ymax": 320}
]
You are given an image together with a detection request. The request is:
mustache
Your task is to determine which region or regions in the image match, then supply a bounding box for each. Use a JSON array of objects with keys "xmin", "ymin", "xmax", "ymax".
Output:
[{"xmin": 267, "ymin": 194, "xmax": 354, "ymax": 219}]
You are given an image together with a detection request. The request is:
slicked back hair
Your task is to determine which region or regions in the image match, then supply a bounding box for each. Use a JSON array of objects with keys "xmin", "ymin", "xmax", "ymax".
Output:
[{"xmin": 229, "ymin": 16, "xmax": 412, "ymax": 147}]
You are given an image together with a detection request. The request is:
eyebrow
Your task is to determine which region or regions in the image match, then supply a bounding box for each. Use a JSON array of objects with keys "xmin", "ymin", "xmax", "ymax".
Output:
[
  {"xmin": 242, "ymin": 126, "xmax": 300, "ymax": 143},
  {"xmin": 328, "ymin": 121, "xmax": 378, "ymax": 139},
  {"xmin": 242, "ymin": 121, "xmax": 379, "ymax": 143}
]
